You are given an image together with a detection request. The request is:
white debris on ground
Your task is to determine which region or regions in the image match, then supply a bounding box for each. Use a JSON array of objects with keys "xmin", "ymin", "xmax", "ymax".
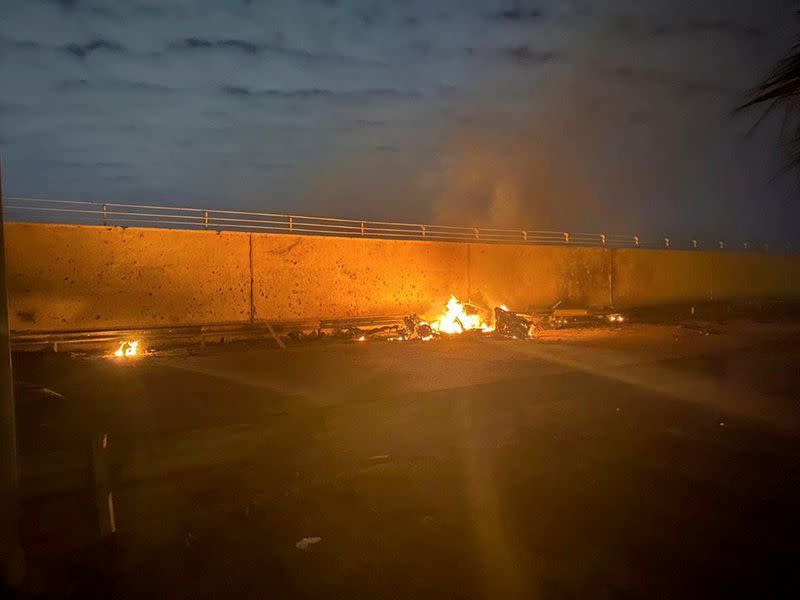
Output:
[{"xmin": 295, "ymin": 536, "xmax": 322, "ymax": 550}]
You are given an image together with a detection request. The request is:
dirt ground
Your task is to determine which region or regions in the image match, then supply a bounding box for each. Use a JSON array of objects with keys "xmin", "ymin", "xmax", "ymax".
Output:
[{"xmin": 9, "ymin": 319, "xmax": 800, "ymax": 598}]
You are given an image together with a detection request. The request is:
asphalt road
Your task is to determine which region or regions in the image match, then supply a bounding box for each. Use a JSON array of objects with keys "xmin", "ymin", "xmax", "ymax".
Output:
[{"xmin": 11, "ymin": 320, "xmax": 800, "ymax": 598}]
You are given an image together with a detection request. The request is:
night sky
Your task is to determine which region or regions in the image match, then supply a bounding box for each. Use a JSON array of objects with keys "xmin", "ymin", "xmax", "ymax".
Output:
[{"xmin": 1, "ymin": 0, "xmax": 797, "ymax": 242}]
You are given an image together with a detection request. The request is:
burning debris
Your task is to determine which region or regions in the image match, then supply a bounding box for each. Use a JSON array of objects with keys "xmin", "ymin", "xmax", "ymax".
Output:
[
  {"xmin": 395, "ymin": 296, "xmax": 495, "ymax": 342},
  {"xmin": 494, "ymin": 307, "xmax": 540, "ymax": 339},
  {"xmin": 113, "ymin": 340, "xmax": 141, "ymax": 358},
  {"xmin": 427, "ymin": 295, "xmax": 493, "ymax": 335},
  {"xmin": 278, "ymin": 296, "xmax": 627, "ymax": 346}
]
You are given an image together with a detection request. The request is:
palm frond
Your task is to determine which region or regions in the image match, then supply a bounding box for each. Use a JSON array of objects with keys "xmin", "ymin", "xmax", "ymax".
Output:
[
  {"xmin": 741, "ymin": 45, "xmax": 800, "ymax": 109},
  {"xmin": 740, "ymin": 43, "xmax": 800, "ymax": 168}
]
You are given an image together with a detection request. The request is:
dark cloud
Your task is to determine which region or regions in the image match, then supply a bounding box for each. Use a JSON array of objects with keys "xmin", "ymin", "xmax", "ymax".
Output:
[
  {"xmin": 57, "ymin": 79, "xmax": 174, "ymax": 93},
  {"xmin": 167, "ymin": 37, "xmax": 379, "ymax": 65},
  {"xmin": 42, "ymin": 0, "xmax": 78, "ymax": 9},
  {"xmin": 48, "ymin": 159, "xmax": 88, "ymax": 168},
  {"xmin": 681, "ymin": 18, "xmax": 764, "ymax": 40},
  {"xmin": 354, "ymin": 119, "xmax": 387, "ymax": 127},
  {"xmin": 614, "ymin": 15, "xmax": 764, "ymax": 41},
  {"xmin": 411, "ymin": 40, "xmax": 434, "ymax": 56},
  {"xmin": 609, "ymin": 65, "xmax": 737, "ymax": 97},
  {"xmin": 355, "ymin": 6, "xmax": 384, "ymax": 27},
  {"xmin": 489, "ymin": 8, "xmax": 545, "ymax": 22},
  {"xmin": 9, "ymin": 40, "xmax": 42, "ymax": 50},
  {"xmin": 63, "ymin": 39, "xmax": 125, "ymax": 59},
  {"xmin": 504, "ymin": 45, "xmax": 561, "ymax": 64},
  {"xmin": 133, "ymin": 3, "xmax": 166, "ymax": 17},
  {"xmin": 103, "ymin": 173, "xmax": 135, "ymax": 182},
  {"xmin": 169, "ymin": 38, "xmax": 260, "ymax": 55},
  {"xmin": 220, "ymin": 85, "xmax": 419, "ymax": 100},
  {"xmin": 0, "ymin": 101, "xmax": 19, "ymax": 115}
]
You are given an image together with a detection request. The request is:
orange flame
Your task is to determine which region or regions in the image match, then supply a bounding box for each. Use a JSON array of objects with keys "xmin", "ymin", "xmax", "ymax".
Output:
[
  {"xmin": 424, "ymin": 296, "xmax": 494, "ymax": 335},
  {"xmin": 114, "ymin": 340, "xmax": 140, "ymax": 357}
]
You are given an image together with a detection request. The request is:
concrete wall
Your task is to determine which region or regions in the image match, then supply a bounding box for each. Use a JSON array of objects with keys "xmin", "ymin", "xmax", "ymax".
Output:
[
  {"xmin": 468, "ymin": 244, "xmax": 611, "ymax": 310},
  {"xmin": 4, "ymin": 222, "xmax": 799, "ymax": 332},
  {"xmin": 251, "ymin": 234, "xmax": 467, "ymax": 320},
  {"xmin": 612, "ymin": 249, "xmax": 713, "ymax": 306},
  {"xmin": 611, "ymin": 249, "xmax": 800, "ymax": 306},
  {"xmin": 5, "ymin": 223, "xmax": 251, "ymax": 331},
  {"xmin": 711, "ymin": 252, "xmax": 800, "ymax": 300}
]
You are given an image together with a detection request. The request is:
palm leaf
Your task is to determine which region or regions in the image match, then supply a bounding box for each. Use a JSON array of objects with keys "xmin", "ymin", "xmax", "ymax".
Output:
[{"xmin": 740, "ymin": 43, "xmax": 800, "ymax": 167}]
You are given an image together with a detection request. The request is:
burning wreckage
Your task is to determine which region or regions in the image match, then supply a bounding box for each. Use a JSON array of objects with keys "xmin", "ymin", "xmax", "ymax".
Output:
[
  {"xmin": 104, "ymin": 297, "xmax": 626, "ymax": 356},
  {"xmin": 287, "ymin": 296, "xmax": 625, "ymax": 344}
]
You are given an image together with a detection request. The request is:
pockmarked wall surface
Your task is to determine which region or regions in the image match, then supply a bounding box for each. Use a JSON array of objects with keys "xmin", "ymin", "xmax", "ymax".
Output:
[
  {"xmin": 4, "ymin": 222, "xmax": 799, "ymax": 332},
  {"xmin": 251, "ymin": 234, "xmax": 468, "ymax": 321},
  {"xmin": 468, "ymin": 244, "xmax": 611, "ymax": 310},
  {"xmin": 4, "ymin": 223, "xmax": 251, "ymax": 331}
]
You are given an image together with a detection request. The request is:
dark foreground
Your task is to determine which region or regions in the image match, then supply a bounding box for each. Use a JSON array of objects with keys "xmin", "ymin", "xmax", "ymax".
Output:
[{"xmin": 9, "ymin": 320, "xmax": 800, "ymax": 598}]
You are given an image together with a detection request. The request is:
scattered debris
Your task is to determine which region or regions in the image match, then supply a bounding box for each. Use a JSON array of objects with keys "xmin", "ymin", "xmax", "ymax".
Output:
[
  {"xmin": 494, "ymin": 306, "xmax": 539, "ymax": 339},
  {"xmin": 680, "ymin": 323, "xmax": 722, "ymax": 336},
  {"xmin": 40, "ymin": 387, "xmax": 65, "ymax": 400},
  {"xmin": 295, "ymin": 536, "xmax": 322, "ymax": 550},
  {"xmin": 276, "ymin": 297, "xmax": 627, "ymax": 345},
  {"xmin": 265, "ymin": 321, "xmax": 286, "ymax": 349}
]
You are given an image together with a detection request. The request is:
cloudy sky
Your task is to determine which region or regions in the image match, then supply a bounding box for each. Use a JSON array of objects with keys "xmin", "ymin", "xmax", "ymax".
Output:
[{"xmin": 1, "ymin": 0, "xmax": 797, "ymax": 242}]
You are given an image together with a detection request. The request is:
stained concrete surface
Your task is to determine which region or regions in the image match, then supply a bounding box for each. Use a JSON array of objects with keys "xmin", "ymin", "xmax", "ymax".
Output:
[
  {"xmin": 9, "ymin": 321, "xmax": 800, "ymax": 598},
  {"xmin": 7, "ymin": 222, "xmax": 800, "ymax": 333},
  {"xmin": 251, "ymin": 234, "xmax": 468, "ymax": 321},
  {"xmin": 5, "ymin": 223, "xmax": 251, "ymax": 331}
]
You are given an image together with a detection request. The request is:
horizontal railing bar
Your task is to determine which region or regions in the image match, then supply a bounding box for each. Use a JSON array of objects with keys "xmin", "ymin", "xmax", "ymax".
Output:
[{"xmin": 3, "ymin": 196, "xmax": 783, "ymax": 253}]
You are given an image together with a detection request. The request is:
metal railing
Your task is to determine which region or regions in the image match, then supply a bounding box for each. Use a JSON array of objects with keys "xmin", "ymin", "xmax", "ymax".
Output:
[{"xmin": 1, "ymin": 196, "xmax": 784, "ymax": 252}]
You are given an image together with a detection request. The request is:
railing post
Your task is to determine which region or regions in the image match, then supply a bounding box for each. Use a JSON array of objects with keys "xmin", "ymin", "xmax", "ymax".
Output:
[
  {"xmin": 421, "ymin": 224, "xmax": 426, "ymax": 239},
  {"xmin": 102, "ymin": 203, "xmax": 108, "ymax": 226},
  {"xmin": 522, "ymin": 230, "xmax": 527, "ymax": 241},
  {"xmin": 91, "ymin": 433, "xmax": 116, "ymax": 537},
  {"xmin": 289, "ymin": 216, "xmax": 293, "ymax": 232},
  {"xmin": 664, "ymin": 236, "xmax": 670, "ymax": 248},
  {"xmin": 473, "ymin": 228, "xmax": 479, "ymax": 240},
  {"xmin": 204, "ymin": 210, "xmax": 209, "ymax": 230},
  {"xmin": 360, "ymin": 221, "xmax": 365, "ymax": 236}
]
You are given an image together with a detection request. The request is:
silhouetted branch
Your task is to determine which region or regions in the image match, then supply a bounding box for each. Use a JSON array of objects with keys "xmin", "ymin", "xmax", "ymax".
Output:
[{"xmin": 740, "ymin": 42, "xmax": 800, "ymax": 168}]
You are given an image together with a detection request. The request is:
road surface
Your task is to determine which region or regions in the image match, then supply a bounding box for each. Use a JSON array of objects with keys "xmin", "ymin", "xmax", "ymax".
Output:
[{"xmin": 11, "ymin": 320, "xmax": 800, "ymax": 598}]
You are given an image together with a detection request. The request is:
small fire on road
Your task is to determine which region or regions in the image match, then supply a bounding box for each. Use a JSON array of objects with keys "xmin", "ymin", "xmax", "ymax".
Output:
[{"xmin": 113, "ymin": 340, "xmax": 141, "ymax": 358}]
